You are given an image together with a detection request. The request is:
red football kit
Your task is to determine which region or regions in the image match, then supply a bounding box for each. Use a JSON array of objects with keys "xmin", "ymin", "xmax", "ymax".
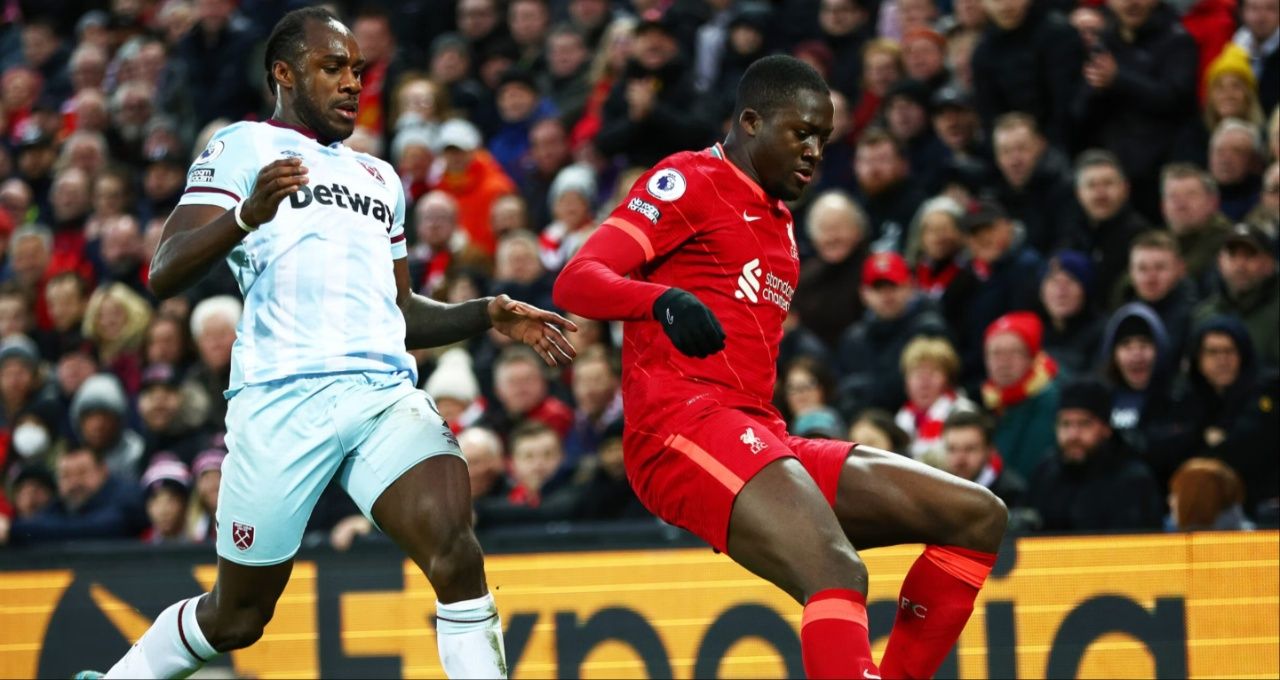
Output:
[{"xmin": 555, "ymin": 144, "xmax": 851, "ymax": 551}]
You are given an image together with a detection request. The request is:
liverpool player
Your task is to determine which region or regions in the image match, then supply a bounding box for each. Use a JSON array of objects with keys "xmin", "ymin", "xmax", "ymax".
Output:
[{"xmin": 553, "ymin": 55, "xmax": 1006, "ymax": 679}]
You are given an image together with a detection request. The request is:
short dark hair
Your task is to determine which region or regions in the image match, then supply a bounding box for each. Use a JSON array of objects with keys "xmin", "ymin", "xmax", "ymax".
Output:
[
  {"xmin": 509, "ymin": 421, "xmax": 559, "ymax": 452},
  {"xmin": 264, "ymin": 6, "xmax": 340, "ymax": 93},
  {"xmin": 942, "ymin": 409, "xmax": 992, "ymax": 446},
  {"xmin": 1074, "ymin": 148, "xmax": 1125, "ymax": 181},
  {"xmin": 735, "ymin": 55, "xmax": 830, "ymax": 120},
  {"xmin": 1131, "ymin": 229, "xmax": 1180, "ymax": 255}
]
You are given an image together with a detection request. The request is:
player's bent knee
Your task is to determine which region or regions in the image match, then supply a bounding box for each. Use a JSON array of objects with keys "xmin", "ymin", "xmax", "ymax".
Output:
[
  {"xmin": 425, "ymin": 528, "xmax": 485, "ymax": 593},
  {"xmin": 207, "ymin": 606, "xmax": 273, "ymax": 652},
  {"xmin": 792, "ymin": 537, "xmax": 869, "ymax": 600},
  {"xmin": 957, "ymin": 486, "xmax": 1007, "ymax": 554}
]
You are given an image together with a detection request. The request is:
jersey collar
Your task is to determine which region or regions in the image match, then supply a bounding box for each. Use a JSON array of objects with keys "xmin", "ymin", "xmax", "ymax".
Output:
[
  {"xmin": 265, "ymin": 118, "xmax": 345, "ymax": 149},
  {"xmin": 711, "ymin": 143, "xmax": 786, "ymax": 212}
]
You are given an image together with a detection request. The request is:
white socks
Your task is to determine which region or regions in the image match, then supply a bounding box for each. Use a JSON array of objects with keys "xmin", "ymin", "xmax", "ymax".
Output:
[
  {"xmin": 436, "ymin": 592, "xmax": 508, "ymax": 679},
  {"xmin": 104, "ymin": 595, "xmax": 217, "ymax": 679}
]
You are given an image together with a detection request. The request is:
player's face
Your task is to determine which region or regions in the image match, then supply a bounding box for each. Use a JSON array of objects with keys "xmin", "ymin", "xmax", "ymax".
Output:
[
  {"xmin": 752, "ymin": 89, "xmax": 834, "ymax": 201},
  {"xmin": 293, "ymin": 20, "xmax": 365, "ymax": 143}
]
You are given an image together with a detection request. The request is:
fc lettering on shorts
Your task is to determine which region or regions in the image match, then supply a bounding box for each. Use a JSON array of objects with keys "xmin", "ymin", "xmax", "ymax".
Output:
[{"xmin": 626, "ymin": 197, "xmax": 661, "ymax": 224}]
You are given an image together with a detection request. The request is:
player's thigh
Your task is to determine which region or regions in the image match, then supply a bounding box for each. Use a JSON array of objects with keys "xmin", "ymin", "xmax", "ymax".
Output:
[
  {"xmin": 217, "ymin": 378, "xmax": 346, "ymax": 566},
  {"xmin": 833, "ymin": 444, "xmax": 1007, "ymax": 551},
  {"xmin": 340, "ymin": 387, "xmax": 470, "ymax": 547},
  {"xmin": 727, "ymin": 457, "xmax": 866, "ymax": 604}
]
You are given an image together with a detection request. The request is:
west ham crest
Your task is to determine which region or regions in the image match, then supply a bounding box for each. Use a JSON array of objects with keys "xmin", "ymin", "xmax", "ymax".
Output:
[{"xmin": 232, "ymin": 521, "xmax": 255, "ymax": 551}]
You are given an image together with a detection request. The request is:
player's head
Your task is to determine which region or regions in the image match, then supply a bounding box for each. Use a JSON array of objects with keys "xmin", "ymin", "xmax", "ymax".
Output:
[
  {"xmin": 264, "ymin": 7, "xmax": 364, "ymax": 144},
  {"xmin": 732, "ymin": 55, "xmax": 834, "ymax": 201}
]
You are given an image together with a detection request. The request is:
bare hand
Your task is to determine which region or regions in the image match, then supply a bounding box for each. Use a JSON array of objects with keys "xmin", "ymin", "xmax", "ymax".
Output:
[
  {"xmin": 1083, "ymin": 52, "xmax": 1117, "ymax": 89},
  {"xmin": 0, "ymin": 514, "xmax": 10, "ymax": 546},
  {"xmin": 488, "ymin": 294, "xmax": 579, "ymax": 366},
  {"xmin": 329, "ymin": 515, "xmax": 372, "ymax": 552},
  {"xmin": 626, "ymin": 78, "xmax": 658, "ymax": 121},
  {"xmin": 240, "ymin": 158, "xmax": 310, "ymax": 228}
]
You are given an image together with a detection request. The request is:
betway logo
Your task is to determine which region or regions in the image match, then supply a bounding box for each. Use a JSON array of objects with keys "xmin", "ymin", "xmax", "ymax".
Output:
[
  {"xmin": 733, "ymin": 258, "xmax": 794, "ymax": 312},
  {"xmin": 289, "ymin": 183, "xmax": 394, "ymax": 230}
]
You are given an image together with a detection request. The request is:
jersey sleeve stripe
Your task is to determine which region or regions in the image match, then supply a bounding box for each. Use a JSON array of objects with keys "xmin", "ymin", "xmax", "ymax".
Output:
[
  {"xmin": 390, "ymin": 234, "xmax": 406, "ymax": 244},
  {"xmin": 801, "ymin": 598, "xmax": 869, "ymax": 631},
  {"xmin": 183, "ymin": 186, "xmax": 242, "ymax": 202},
  {"xmin": 603, "ymin": 216, "xmax": 655, "ymax": 262},
  {"xmin": 922, "ymin": 545, "xmax": 993, "ymax": 588},
  {"xmin": 664, "ymin": 433, "xmax": 744, "ymax": 495}
]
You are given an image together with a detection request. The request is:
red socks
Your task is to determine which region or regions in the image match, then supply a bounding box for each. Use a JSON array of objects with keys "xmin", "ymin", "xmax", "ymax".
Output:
[
  {"xmin": 879, "ymin": 545, "xmax": 997, "ymax": 679},
  {"xmin": 801, "ymin": 589, "xmax": 880, "ymax": 679}
]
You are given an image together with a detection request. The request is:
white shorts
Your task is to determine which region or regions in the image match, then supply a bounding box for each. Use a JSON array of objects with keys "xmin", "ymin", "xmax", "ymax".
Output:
[{"xmin": 216, "ymin": 371, "xmax": 462, "ymax": 565}]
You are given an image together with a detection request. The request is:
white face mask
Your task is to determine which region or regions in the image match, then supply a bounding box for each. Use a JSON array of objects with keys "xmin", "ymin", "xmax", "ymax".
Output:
[{"xmin": 12, "ymin": 423, "xmax": 51, "ymax": 458}]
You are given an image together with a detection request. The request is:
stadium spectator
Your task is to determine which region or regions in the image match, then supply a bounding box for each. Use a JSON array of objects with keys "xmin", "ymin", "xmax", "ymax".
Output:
[
  {"xmin": 794, "ymin": 190, "xmax": 870, "ymax": 348},
  {"xmin": 1207, "ymin": 118, "xmax": 1265, "ymax": 220},
  {"xmin": 563, "ymin": 346, "xmax": 622, "ymax": 465},
  {"xmin": 424, "ymin": 348, "xmax": 486, "ymax": 433},
  {"xmin": 485, "ymin": 345, "xmax": 574, "ymax": 439},
  {"xmin": 1193, "ymin": 222, "xmax": 1280, "ymax": 369},
  {"xmin": 488, "ymin": 193, "xmax": 530, "ymax": 243},
  {"xmin": 941, "ymin": 409, "xmax": 1026, "ymax": 509},
  {"xmin": 943, "ymin": 199, "xmax": 1042, "ymax": 387},
  {"xmin": 815, "ymin": 0, "xmax": 873, "ymax": 100},
  {"xmin": 458, "ymin": 426, "xmax": 510, "ymax": 501},
  {"xmin": 0, "ymin": 335, "xmax": 51, "ymax": 431},
  {"xmin": 0, "ymin": 284, "xmax": 33, "ymax": 340},
  {"xmin": 569, "ymin": 16, "xmax": 635, "ymax": 151},
  {"xmin": 139, "ymin": 456, "xmax": 192, "ymax": 544},
  {"xmin": 847, "ymin": 408, "xmax": 911, "ymax": 453},
  {"xmin": 1179, "ymin": 316, "xmax": 1280, "ymax": 519},
  {"xmin": 1026, "ymin": 377, "xmax": 1164, "ymax": 532},
  {"xmin": 1113, "ymin": 231, "xmax": 1198, "ymax": 358},
  {"xmin": 350, "ymin": 6, "xmax": 414, "ymax": 146},
  {"xmin": 43, "ymin": 271, "xmax": 92, "ymax": 361},
  {"xmin": 852, "ymin": 128, "xmax": 925, "ymax": 251},
  {"xmin": 1063, "ymin": 150, "xmax": 1150, "ymax": 299},
  {"xmin": 1232, "ymin": 0, "xmax": 1280, "ymax": 112},
  {"xmin": 476, "ymin": 421, "xmax": 581, "ymax": 525},
  {"xmin": 540, "ymin": 24, "xmax": 592, "ymax": 131},
  {"xmin": 1072, "ymin": 0, "xmax": 1199, "ymax": 219},
  {"xmin": 137, "ymin": 150, "xmax": 186, "ymax": 227},
  {"xmin": 173, "ymin": 0, "xmax": 260, "ymax": 130},
  {"xmin": 489, "ymin": 68, "xmax": 555, "ymax": 180},
  {"xmin": 491, "ymin": 229, "xmax": 556, "ymax": 312},
  {"xmin": 186, "ymin": 448, "xmax": 224, "ymax": 542},
  {"xmin": 882, "ymin": 80, "xmax": 949, "ymax": 185},
  {"xmin": 137, "ymin": 363, "xmax": 207, "ymax": 467},
  {"xmin": 142, "ymin": 314, "xmax": 196, "ymax": 378},
  {"xmin": 779, "ymin": 355, "xmax": 845, "ymax": 435},
  {"xmin": 1174, "ymin": 44, "xmax": 1266, "ymax": 168},
  {"xmin": 2, "ymin": 447, "xmax": 146, "ymax": 545},
  {"xmin": 1166, "ymin": 457, "xmax": 1255, "ymax": 531},
  {"xmin": 837, "ymin": 252, "xmax": 948, "ymax": 416},
  {"xmin": 894, "ymin": 336, "xmax": 977, "ymax": 467},
  {"xmin": 595, "ymin": 11, "xmax": 713, "ymax": 168},
  {"xmin": 517, "ymin": 117, "xmax": 573, "ymax": 229},
  {"xmin": 82, "ymin": 282, "xmax": 151, "ymax": 394},
  {"xmin": 906, "ymin": 195, "xmax": 967, "ymax": 299},
  {"xmin": 572, "ymin": 420, "xmax": 650, "ymax": 520},
  {"xmin": 1037, "ymin": 250, "xmax": 1104, "ymax": 378},
  {"xmin": 971, "ymin": 0, "xmax": 1083, "ymax": 150},
  {"xmin": 6, "ymin": 464, "xmax": 57, "ymax": 520},
  {"xmin": 1097, "ymin": 302, "xmax": 1191, "ymax": 487},
  {"xmin": 6, "ymin": 399, "xmax": 64, "ymax": 470},
  {"xmin": 186, "ymin": 295, "xmax": 239, "ymax": 431},
  {"xmin": 70, "ymin": 373, "xmax": 144, "ymax": 481},
  {"xmin": 539, "ymin": 163, "xmax": 598, "ymax": 269},
  {"xmin": 981, "ymin": 311, "xmax": 1061, "ymax": 479},
  {"xmin": 901, "ymin": 28, "xmax": 950, "ymax": 97},
  {"xmin": 408, "ymin": 191, "xmax": 488, "ymax": 298},
  {"xmin": 928, "ymin": 87, "xmax": 984, "ymax": 172},
  {"xmin": 427, "ymin": 117, "xmax": 515, "ymax": 256},
  {"xmin": 991, "ymin": 113, "xmax": 1076, "ymax": 256},
  {"xmin": 1251, "ymin": 160, "xmax": 1280, "ymax": 225},
  {"xmin": 1160, "ymin": 163, "xmax": 1233, "ymax": 292}
]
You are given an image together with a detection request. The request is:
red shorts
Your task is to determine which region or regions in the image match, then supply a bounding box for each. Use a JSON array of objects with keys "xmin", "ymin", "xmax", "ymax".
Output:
[{"xmin": 625, "ymin": 405, "xmax": 853, "ymax": 553}]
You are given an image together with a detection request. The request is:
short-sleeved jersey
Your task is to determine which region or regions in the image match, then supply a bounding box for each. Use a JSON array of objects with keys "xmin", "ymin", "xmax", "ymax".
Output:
[
  {"xmin": 177, "ymin": 120, "xmax": 415, "ymax": 392},
  {"xmin": 603, "ymin": 143, "xmax": 800, "ymax": 426}
]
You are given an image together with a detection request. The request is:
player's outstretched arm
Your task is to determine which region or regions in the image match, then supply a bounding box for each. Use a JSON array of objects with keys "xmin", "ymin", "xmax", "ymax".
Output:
[
  {"xmin": 393, "ymin": 259, "xmax": 577, "ymax": 366},
  {"xmin": 149, "ymin": 158, "xmax": 309, "ymax": 298}
]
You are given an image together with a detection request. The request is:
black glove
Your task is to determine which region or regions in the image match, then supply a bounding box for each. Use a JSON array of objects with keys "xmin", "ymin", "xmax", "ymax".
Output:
[{"xmin": 653, "ymin": 288, "xmax": 726, "ymax": 358}]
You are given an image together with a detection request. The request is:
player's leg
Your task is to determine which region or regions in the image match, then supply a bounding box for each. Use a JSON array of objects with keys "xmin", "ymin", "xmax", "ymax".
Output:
[
  {"xmin": 340, "ymin": 384, "xmax": 504, "ymax": 679},
  {"xmin": 103, "ymin": 377, "xmax": 343, "ymax": 678},
  {"xmin": 830, "ymin": 443, "xmax": 1007, "ymax": 679},
  {"xmin": 726, "ymin": 457, "xmax": 881, "ymax": 680}
]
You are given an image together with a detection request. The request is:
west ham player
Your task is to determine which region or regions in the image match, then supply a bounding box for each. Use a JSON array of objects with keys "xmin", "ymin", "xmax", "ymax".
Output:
[
  {"xmin": 553, "ymin": 55, "xmax": 1006, "ymax": 679},
  {"xmin": 83, "ymin": 8, "xmax": 575, "ymax": 679}
]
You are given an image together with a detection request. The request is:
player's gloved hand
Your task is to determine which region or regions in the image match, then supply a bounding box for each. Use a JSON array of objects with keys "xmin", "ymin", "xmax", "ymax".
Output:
[{"xmin": 653, "ymin": 288, "xmax": 726, "ymax": 358}]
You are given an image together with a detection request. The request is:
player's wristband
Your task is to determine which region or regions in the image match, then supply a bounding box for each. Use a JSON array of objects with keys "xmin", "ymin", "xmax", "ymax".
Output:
[{"xmin": 234, "ymin": 202, "xmax": 258, "ymax": 233}]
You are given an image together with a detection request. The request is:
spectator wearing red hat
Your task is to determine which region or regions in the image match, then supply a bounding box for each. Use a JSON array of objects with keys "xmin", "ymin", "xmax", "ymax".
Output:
[
  {"xmin": 901, "ymin": 27, "xmax": 950, "ymax": 98},
  {"xmin": 836, "ymin": 251, "xmax": 948, "ymax": 417},
  {"xmin": 982, "ymin": 311, "xmax": 1062, "ymax": 479}
]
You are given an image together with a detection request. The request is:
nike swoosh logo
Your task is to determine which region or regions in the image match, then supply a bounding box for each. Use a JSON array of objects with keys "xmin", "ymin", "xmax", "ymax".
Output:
[
  {"xmin": 863, "ymin": 671, "xmax": 881, "ymax": 679},
  {"xmin": 742, "ymin": 210, "xmax": 761, "ymax": 222},
  {"xmin": 666, "ymin": 308, "xmax": 674, "ymax": 325}
]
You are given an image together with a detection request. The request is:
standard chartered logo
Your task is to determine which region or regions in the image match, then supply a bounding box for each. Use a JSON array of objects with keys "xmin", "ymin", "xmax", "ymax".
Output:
[
  {"xmin": 734, "ymin": 258, "xmax": 763, "ymax": 303},
  {"xmin": 733, "ymin": 258, "xmax": 793, "ymax": 311}
]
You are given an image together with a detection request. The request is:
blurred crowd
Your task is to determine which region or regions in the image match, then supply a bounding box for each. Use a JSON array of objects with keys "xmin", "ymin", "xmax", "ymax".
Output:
[{"xmin": 0, "ymin": 0, "xmax": 1277, "ymax": 551}]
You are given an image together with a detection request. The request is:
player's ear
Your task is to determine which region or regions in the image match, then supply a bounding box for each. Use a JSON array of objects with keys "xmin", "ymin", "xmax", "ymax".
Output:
[
  {"xmin": 738, "ymin": 108, "xmax": 763, "ymax": 137},
  {"xmin": 272, "ymin": 60, "xmax": 294, "ymax": 92}
]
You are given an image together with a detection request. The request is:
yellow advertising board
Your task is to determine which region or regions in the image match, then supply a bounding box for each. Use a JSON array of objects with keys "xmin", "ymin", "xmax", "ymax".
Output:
[{"xmin": 2, "ymin": 531, "xmax": 1277, "ymax": 679}]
